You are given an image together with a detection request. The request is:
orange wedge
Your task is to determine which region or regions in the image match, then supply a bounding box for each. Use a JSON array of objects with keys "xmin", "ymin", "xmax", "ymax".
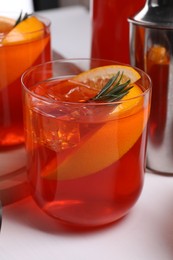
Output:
[
  {"xmin": 42, "ymin": 105, "xmax": 148, "ymax": 180},
  {"xmin": 74, "ymin": 65, "xmax": 141, "ymax": 87},
  {"xmin": 0, "ymin": 15, "xmax": 50, "ymax": 90},
  {"xmin": 41, "ymin": 65, "xmax": 149, "ymax": 180},
  {"xmin": 74, "ymin": 65, "xmax": 142, "ymax": 118},
  {"xmin": 0, "ymin": 16, "xmax": 15, "ymax": 33},
  {"xmin": 2, "ymin": 16, "xmax": 44, "ymax": 45},
  {"xmin": 111, "ymin": 83, "xmax": 144, "ymax": 118}
]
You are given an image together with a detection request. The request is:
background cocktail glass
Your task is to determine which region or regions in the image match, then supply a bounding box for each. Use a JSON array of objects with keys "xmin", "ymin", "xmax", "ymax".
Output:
[
  {"xmin": 0, "ymin": 12, "xmax": 51, "ymax": 147},
  {"xmin": 22, "ymin": 59, "xmax": 151, "ymax": 227}
]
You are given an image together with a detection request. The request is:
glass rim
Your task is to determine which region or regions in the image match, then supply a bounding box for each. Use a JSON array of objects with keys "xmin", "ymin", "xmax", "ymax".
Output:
[
  {"xmin": 21, "ymin": 58, "xmax": 152, "ymax": 106},
  {"xmin": 0, "ymin": 13, "xmax": 51, "ymax": 38}
]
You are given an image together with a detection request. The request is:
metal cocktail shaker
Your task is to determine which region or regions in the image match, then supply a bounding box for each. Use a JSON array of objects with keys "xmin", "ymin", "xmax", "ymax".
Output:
[{"xmin": 129, "ymin": 0, "xmax": 173, "ymax": 175}]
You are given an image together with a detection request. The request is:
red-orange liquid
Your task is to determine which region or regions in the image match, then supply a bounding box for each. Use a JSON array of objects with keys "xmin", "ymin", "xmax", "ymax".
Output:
[
  {"xmin": 146, "ymin": 47, "xmax": 169, "ymax": 146},
  {"xmin": 24, "ymin": 78, "xmax": 149, "ymax": 227},
  {"xmin": 28, "ymin": 135, "xmax": 146, "ymax": 226},
  {"xmin": 91, "ymin": 0, "xmax": 145, "ymax": 63},
  {"xmin": 0, "ymin": 23, "xmax": 51, "ymax": 147}
]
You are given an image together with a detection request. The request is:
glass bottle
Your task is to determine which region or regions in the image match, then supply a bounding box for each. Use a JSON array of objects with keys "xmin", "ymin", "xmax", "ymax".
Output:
[{"xmin": 91, "ymin": 0, "xmax": 145, "ymax": 63}]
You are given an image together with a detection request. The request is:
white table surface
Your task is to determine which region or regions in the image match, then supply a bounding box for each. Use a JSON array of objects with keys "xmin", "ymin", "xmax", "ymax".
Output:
[{"xmin": 1, "ymin": 6, "xmax": 173, "ymax": 260}]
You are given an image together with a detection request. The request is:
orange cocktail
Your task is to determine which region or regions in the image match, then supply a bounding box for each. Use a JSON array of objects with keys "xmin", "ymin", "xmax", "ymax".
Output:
[
  {"xmin": 0, "ymin": 13, "xmax": 51, "ymax": 147},
  {"xmin": 22, "ymin": 59, "xmax": 151, "ymax": 227}
]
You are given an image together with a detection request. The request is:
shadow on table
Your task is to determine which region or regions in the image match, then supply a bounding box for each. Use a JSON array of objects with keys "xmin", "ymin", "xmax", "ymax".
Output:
[{"xmin": 4, "ymin": 196, "xmax": 128, "ymax": 236}]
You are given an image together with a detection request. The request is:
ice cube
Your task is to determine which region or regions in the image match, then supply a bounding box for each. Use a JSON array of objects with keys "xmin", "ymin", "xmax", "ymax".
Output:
[{"xmin": 31, "ymin": 108, "xmax": 81, "ymax": 152}]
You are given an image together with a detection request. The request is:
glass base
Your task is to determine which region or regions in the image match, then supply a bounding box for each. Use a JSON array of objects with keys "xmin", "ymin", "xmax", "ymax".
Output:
[{"xmin": 0, "ymin": 145, "xmax": 30, "ymax": 206}]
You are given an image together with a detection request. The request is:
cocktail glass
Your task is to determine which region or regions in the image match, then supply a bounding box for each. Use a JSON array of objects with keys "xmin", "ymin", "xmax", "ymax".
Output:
[
  {"xmin": 22, "ymin": 59, "xmax": 151, "ymax": 227},
  {"xmin": 0, "ymin": 12, "xmax": 51, "ymax": 147}
]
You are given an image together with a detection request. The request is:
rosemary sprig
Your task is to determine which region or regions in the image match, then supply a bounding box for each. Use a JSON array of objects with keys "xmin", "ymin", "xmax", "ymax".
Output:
[
  {"xmin": 14, "ymin": 11, "xmax": 31, "ymax": 27},
  {"xmin": 89, "ymin": 72, "xmax": 133, "ymax": 102}
]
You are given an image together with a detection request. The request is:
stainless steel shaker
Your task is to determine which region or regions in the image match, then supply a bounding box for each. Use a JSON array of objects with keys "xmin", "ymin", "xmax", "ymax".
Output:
[{"xmin": 129, "ymin": 0, "xmax": 173, "ymax": 174}]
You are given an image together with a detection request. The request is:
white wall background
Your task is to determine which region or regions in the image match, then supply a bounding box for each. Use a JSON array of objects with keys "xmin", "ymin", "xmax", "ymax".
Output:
[
  {"xmin": 0, "ymin": 0, "xmax": 89, "ymax": 12},
  {"xmin": 0, "ymin": 0, "xmax": 34, "ymax": 12}
]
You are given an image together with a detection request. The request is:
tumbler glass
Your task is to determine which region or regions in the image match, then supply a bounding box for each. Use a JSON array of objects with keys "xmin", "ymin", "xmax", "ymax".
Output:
[{"xmin": 22, "ymin": 59, "xmax": 151, "ymax": 227}]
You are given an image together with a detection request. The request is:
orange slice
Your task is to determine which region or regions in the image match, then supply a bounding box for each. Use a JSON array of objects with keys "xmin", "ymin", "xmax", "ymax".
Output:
[
  {"xmin": 0, "ymin": 16, "xmax": 15, "ymax": 33},
  {"xmin": 112, "ymin": 83, "xmax": 143, "ymax": 118},
  {"xmin": 74, "ymin": 65, "xmax": 142, "ymax": 118},
  {"xmin": 74, "ymin": 65, "xmax": 141, "ymax": 87},
  {"xmin": 42, "ymin": 105, "xmax": 147, "ymax": 180},
  {"xmin": 2, "ymin": 16, "xmax": 44, "ymax": 45},
  {"xmin": 42, "ymin": 65, "xmax": 149, "ymax": 180},
  {"xmin": 0, "ymin": 15, "xmax": 50, "ymax": 90}
]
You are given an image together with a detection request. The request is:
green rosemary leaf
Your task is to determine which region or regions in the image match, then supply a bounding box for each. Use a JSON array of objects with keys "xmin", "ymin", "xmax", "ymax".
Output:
[
  {"xmin": 23, "ymin": 13, "xmax": 29, "ymax": 21},
  {"xmin": 14, "ymin": 11, "xmax": 31, "ymax": 28},
  {"xmin": 98, "ymin": 95, "xmax": 120, "ymax": 102},
  {"xmin": 116, "ymin": 71, "xmax": 123, "ymax": 85},
  {"xmin": 111, "ymin": 91, "xmax": 130, "ymax": 101},
  {"xmin": 119, "ymin": 86, "xmax": 133, "ymax": 94},
  {"xmin": 106, "ymin": 80, "xmax": 130, "ymax": 96},
  {"xmin": 95, "ymin": 91, "xmax": 129, "ymax": 102},
  {"xmin": 14, "ymin": 11, "xmax": 23, "ymax": 27},
  {"xmin": 89, "ymin": 71, "xmax": 133, "ymax": 103},
  {"xmin": 94, "ymin": 72, "xmax": 120, "ymax": 100}
]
